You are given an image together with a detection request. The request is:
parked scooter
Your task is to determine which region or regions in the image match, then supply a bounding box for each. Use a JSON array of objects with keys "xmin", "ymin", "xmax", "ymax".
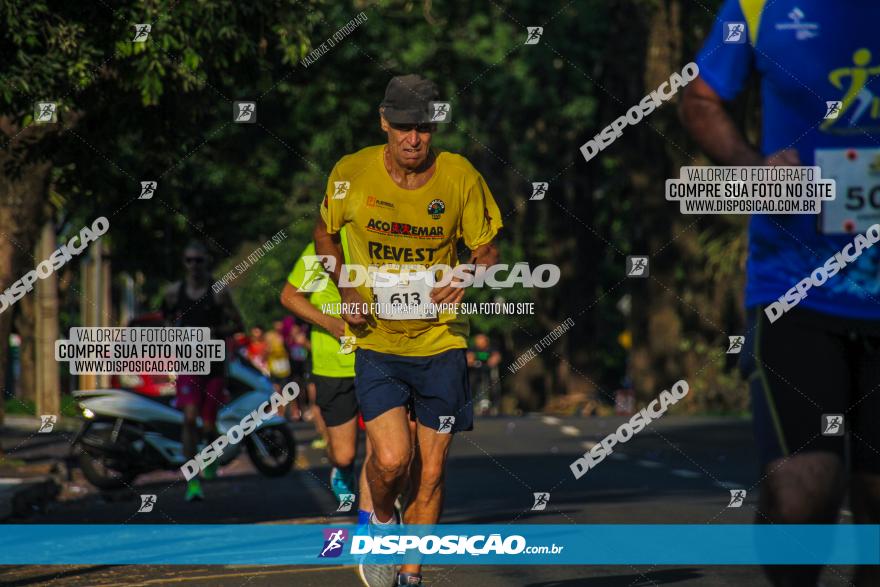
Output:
[{"xmin": 71, "ymin": 355, "xmax": 295, "ymax": 490}]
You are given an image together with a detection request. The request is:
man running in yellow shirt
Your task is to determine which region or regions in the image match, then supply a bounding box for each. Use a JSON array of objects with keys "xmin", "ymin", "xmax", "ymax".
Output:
[{"xmin": 314, "ymin": 74, "xmax": 502, "ymax": 587}]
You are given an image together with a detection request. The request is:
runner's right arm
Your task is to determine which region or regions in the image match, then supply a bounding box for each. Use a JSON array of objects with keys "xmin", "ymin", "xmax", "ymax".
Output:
[
  {"xmin": 313, "ymin": 217, "xmax": 345, "ymax": 287},
  {"xmin": 314, "ymin": 216, "xmax": 368, "ymax": 326},
  {"xmin": 279, "ymin": 282, "xmax": 345, "ymax": 340},
  {"xmin": 680, "ymin": 0, "xmax": 799, "ymax": 167},
  {"xmin": 680, "ymin": 78, "xmax": 799, "ymax": 166},
  {"xmin": 315, "ymin": 163, "xmax": 369, "ymax": 326}
]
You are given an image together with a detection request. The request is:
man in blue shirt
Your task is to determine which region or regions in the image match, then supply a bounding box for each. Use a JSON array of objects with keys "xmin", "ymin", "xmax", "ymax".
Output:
[{"xmin": 681, "ymin": 2, "xmax": 880, "ymax": 585}]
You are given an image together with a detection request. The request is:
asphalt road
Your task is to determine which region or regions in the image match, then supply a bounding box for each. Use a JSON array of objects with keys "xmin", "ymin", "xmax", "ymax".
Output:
[{"xmin": 0, "ymin": 414, "xmax": 858, "ymax": 586}]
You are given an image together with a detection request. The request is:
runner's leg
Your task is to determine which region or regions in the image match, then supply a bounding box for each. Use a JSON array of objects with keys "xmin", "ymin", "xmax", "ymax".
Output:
[
  {"xmin": 398, "ymin": 349, "xmax": 471, "ymax": 577},
  {"xmin": 402, "ymin": 417, "xmax": 418, "ymax": 506},
  {"xmin": 745, "ymin": 309, "xmax": 848, "ymax": 586},
  {"xmin": 176, "ymin": 375, "xmax": 204, "ymax": 460},
  {"xmin": 849, "ymin": 332, "xmax": 880, "ymax": 586},
  {"xmin": 200, "ymin": 375, "xmax": 226, "ymax": 439},
  {"xmin": 364, "ymin": 406, "xmax": 412, "ymax": 523},
  {"xmin": 851, "ymin": 474, "xmax": 880, "ymax": 586},
  {"xmin": 325, "ymin": 416, "xmax": 357, "ymax": 468},
  {"xmin": 403, "ymin": 422, "xmax": 452, "ymax": 524},
  {"xmin": 309, "ymin": 381, "xmax": 329, "ymax": 443},
  {"xmin": 359, "ymin": 434, "xmax": 373, "ymax": 514},
  {"xmin": 182, "ymin": 404, "xmax": 199, "ymax": 459},
  {"xmin": 399, "ymin": 421, "xmax": 453, "ymax": 575},
  {"xmin": 757, "ymin": 454, "xmax": 845, "ymax": 586},
  {"xmin": 313, "ymin": 374, "xmax": 360, "ymax": 499}
]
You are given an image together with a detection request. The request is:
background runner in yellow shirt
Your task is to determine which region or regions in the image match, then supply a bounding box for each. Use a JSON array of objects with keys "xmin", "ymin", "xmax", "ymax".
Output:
[
  {"xmin": 280, "ymin": 227, "xmax": 373, "ymax": 523},
  {"xmin": 313, "ymin": 74, "xmax": 502, "ymax": 587}
]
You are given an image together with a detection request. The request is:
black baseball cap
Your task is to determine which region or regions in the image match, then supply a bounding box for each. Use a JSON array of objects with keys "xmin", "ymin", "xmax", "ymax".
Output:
[{"xmin": 379, "ymin": 74, "xmax": 439, "ymax": 125}]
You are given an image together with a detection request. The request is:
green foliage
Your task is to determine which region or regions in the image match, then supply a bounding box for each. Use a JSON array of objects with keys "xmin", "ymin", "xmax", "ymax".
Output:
[{"xmin": 3, "ymin": 0, "xmax": 748, "ymax": 411}]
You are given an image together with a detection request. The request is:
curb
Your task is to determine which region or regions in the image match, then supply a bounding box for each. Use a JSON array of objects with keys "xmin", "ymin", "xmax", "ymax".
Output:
[
  {"xmin": 2, "ymin": 415, "xmax": 80, "ymax": 434},
  {"xmin": 0, "ymin": 476, "xmax": 60, "ymax": 520}
]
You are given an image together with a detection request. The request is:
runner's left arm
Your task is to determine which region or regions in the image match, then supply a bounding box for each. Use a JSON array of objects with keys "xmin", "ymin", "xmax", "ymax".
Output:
[{"xmin": 432, "ymin": 172, "xmax": 503, "ymax": 304}]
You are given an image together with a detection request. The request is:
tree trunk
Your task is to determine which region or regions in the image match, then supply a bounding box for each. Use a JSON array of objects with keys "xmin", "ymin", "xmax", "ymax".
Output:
[
  {"xmin": 0, "ymin": 139, "xmax": 52, "ymax": 424},
  {"xmin": 630, "ymin": 0, "xmax": 685, "ymax": 398},
  {"xmin": 35, "ymin": 221, "xmax": 61, "ymax": 417},
  {"xmin": 14, "ymin": 294, "xmax": 36, "ymax": 405},
  {"xmin": 0, "ymin": 308, "xmax": 11, "ymax": 429}
]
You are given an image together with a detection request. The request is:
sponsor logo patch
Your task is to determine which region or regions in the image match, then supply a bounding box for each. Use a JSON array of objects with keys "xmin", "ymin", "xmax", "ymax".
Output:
[
  {"xmin": 366, "ymin": 196, "xmax": 395, "ymax": 209},
  {"xmin": 428, "ymin": 199, "xmax": 446, "ymax": 220},
  {"xmin": 366, "ymin": 219, "xmax": 444, "ymax": 239}
]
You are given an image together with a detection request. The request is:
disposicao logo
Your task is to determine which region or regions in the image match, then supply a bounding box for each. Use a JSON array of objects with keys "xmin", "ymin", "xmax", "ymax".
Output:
[{"xmin": 318, "ymin": 528, "xmax": 349, "ymax": 558}]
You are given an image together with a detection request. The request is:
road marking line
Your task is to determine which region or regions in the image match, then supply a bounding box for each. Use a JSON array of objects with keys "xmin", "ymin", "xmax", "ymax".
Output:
[
  {"xmin": 131, "ymin": 565, "xmax": 351, "ymax": 584},
  {"xmin": 541, "ymin": 416, "xmax": 561, "ymax": 425},
  {"xmin": 716, "ymin": 481, "xmax": 741, "ymax": 490},
  {"xmin": 560, "ymin": 425, "xmax": 580, "ymax": 436},
  {"xmin": 636, "ymin": 460, "xmax": 662, "ymax": 468},
  {"xmin": 259, "ymin": 516, "xmax": 343, "ymax": 524},
  {"xmin": 670, "ymin": 469, "xmax": 701, "ymax": 478}
]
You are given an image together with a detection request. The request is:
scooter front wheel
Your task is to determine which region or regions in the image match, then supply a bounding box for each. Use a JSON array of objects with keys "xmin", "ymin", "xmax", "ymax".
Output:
[
  {"xmin": 246, "ymin": 424, "xmax": 295, "ymax": 477},
  {"xmin": 75, "ymin": 420, "xmax": 139, "ymax": 490},
  {"xmin": 77, "ymin": 448, "xmax": 138, "ymax": 490}
]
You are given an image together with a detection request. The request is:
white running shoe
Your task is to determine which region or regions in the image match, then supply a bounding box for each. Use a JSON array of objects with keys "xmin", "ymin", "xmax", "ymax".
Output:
[{"xmin": 357, "ymin": 511, "xmax": 399, "ymax": 587}]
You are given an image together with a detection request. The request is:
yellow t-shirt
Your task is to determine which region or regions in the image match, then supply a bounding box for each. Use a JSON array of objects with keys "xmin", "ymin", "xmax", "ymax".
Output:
[{"xmin": 320, "ymin": 145, "xmax": 502, "ymax": 356}]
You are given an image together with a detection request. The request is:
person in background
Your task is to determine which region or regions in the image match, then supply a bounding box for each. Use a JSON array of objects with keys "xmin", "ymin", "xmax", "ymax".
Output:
[
  {"xmin": 265, "ymin": 329, "xmax": 292, "ymax": 417},
  {"xmin": 289, "ymin": 323, "xmax": 311, "ymax": 384},
  {"xmin": 5, "ymin": 333, "xmax": 20, "ymax": 399},
  {"xmin": 281, "ymin": 231, "xmax": 370, "ymax": 517},
  {"xmin": 289, "ymin": 322, "xmax": 326, "ymax": 445},
  {"xmin": 280, "ymin": 316, "xmax": 296, "ymax": 350},
  {"xmin": 467, "ymin": 333, "xmax": 502, "ymax": 415},
  {"xmin": 276, "ymin": 317, "xmax": 303, "ymax": 419},
  {"xmin": 265, "ymin": 330, "xmax": 292, "ymax": 384},
  {"xmin": 681, "ymin": 3, "xmax": 880, "ymax": 585},
  {"xmin": 161, "ymin": 240, "xmax": 244, "ymax": 502},
  {"xmin": 246, "ymin": 326, "xmax": 269, "ymax": 374}
]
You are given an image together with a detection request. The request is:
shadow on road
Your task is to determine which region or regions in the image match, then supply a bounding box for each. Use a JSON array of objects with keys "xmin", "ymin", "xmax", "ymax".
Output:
[
  {"xmin": 0, "ymin": 564, "xmax": 116, "ymax": 586},
  {"xmin": 525, "ymin": 567, "xmax": 703, "ymax": 586}
]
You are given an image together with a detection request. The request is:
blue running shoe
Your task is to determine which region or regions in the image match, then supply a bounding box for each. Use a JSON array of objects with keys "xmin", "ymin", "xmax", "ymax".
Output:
[{"xmin": 330, "ymin": 466, "xmax": 356, "ymax": 500}]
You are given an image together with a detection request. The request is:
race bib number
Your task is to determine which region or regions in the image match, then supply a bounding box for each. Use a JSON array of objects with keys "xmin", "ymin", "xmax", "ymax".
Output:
[
  {"xmin": 817, "ymin": 148, "xmax": 880, "ymax": 234},
  {"xmin": 269, "ymin": 358, "xmax": 291, "ymax": 377},
  {"xmin": 372, "ymin": 270, "xmax": 437, "ymax": 320}
]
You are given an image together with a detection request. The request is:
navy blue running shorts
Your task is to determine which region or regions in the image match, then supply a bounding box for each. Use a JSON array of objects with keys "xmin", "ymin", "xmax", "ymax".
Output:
[{"xmin": 354, "ymin": 348, "xmax": 473, "ymax": 433}]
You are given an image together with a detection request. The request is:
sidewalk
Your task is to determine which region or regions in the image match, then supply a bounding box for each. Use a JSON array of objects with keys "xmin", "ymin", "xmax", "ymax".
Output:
[{"xmin": 0, "ymin": 415, "xmax": 74, "ymax": 520}]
